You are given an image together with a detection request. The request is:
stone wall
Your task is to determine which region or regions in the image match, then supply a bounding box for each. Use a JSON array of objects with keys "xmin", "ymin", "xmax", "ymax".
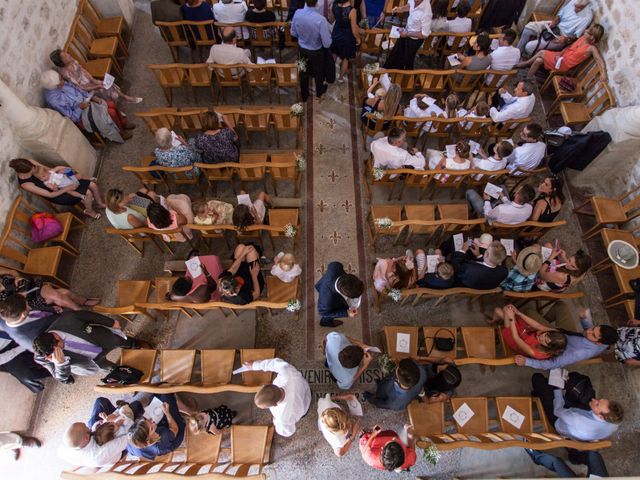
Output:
[{"xmin": 0, "ymin": 0, "xmax": 80, "ymax": 222}]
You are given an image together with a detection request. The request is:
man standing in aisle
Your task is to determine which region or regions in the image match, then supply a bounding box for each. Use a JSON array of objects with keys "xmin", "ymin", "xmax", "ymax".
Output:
[{"xmin": 290, "ymin": 0, "xmax": 334, "ymax": 102}]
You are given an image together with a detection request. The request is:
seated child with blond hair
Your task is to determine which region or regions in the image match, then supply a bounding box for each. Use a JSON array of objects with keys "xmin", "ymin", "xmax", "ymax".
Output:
[{"xmin": 271, "ymin": 252, "xmax": 302, "ymax": 283}]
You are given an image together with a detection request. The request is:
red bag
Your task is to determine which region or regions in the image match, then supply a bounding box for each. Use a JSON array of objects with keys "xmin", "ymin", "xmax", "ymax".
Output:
[{"xmin": 30, "ymin": 212, "xmax": 63, "ymax": 243}]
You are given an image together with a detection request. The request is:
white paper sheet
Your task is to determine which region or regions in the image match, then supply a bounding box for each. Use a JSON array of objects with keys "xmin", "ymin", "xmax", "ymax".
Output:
[
  {"xmin": 502, "ymin": 405, "xmax": 525, "ymax": 429},
  {"xmin": 347, "ymin": 397, "xmax": 363, "ymax": 417},
  {"xmin": 541, "ymin": 246, "xmax": 553, "ymax": 262},
  {"xmin": 453, "ymin": 402, "xmax": 475, "ymax": 427},
  {"xmin": 445, "ymin": 144, "xmax": 457, "ymax": 159},
  {"xmin": 170, "ymin": 130, "xmax": 182, "ymax": 147},
  {"xmin": 447, "ymin": 54, "xmax": 461, "ymax": 66},
  {"xmin": 427, "ymin": 103, "xmax": 444, "ymax": 117},
  {"xmin": 185, "ymin": 256, "xmax": 203, "ymax": 278},
  {"xmin": 256, "ymin": 56, "xmax": 276, "ymax": 64},
  {"xmin": 427, "ymin": 255, "xmax": 439, "ymax": 273},
  {"xmin": 365, "ymin": 346, "xmax": 382, "ymax": 353},
  {"xmin": 103, "ymin": 73, "xmax": 116, "ymax": 89},
  {"xmin": 421, "ymin": 95, "xmax": 437, "ymax": 106},
  {"xmin": 396, "ymin": 333, "xmax": 411, "ymax": 353},
  {"xmin": 484, "ymin": 182, "xmax": 503, "ymax": 199},
  {"xmin": 237, "ymin": 194, "xmax": 252, "ymax": 207},
  {"xmin": 453, "ymin": 233, "xmax": 464, "ymax": 252},
  {"xmin": 390, "ymin": 26, "xmax": 402, "ymax": 39},
  {"xmin": 232, "ymin": 365, "xmax": 252, "ymax": 374},
  {"xmin": 469, "ymin": 140, "xmax": 481, "ymax": 155},
  {"xmin": 379, "ymin": 73, "xmax": 391, "ymax": 92},
  {"xmin": 500, "ymin": 239, "xmax": 515, "ymax": 256},
  {"xmin": 548, "ymin": 368, "xmax": 567, "ymax": 389},
  {"xmin": 144, "ymin": 397, "xmax": 165, "ymax": 423}
]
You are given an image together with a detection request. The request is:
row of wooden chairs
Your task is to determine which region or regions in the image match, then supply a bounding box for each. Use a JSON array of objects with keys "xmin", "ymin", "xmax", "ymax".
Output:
[
  {"xmin": 94, "ymin": 347, "xmax": 276, "ymax": 394},
  {"xmin": 135, "ymin": 106, "xmax": 302, "ymax": 147},
  {"xmin": 148, "ymin": 63, "xmax": 299, "ymax": 106},
  {"xmin": 408, "ymin": 397, "xmax": 611, "ymax": 451}
]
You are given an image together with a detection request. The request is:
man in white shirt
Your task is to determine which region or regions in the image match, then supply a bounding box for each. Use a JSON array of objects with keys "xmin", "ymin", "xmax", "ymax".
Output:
[
  {"xmin": 518, "ymin": 0, "xmax": 593, "ymax": 55},
  {"xmin": 370, "ymin": 127, "xmax": 426, "ymax": 171},
  {"xmin": 489, "ymin": 80, "xmax": 536, "ymax": 124},
  {"xmin": 466, "ymin": 184, "xmax": 535, "ymax": 225},
  {"xmin": 487, "ymin": 29, "xmax": 520, "ymax": 86},
  {"xmin": 248, "ymin": 357, "xmax": 311, "ymax": 437},
  {"xmin": 472, "ymin": 140, "xmax": 513, "ymax": 180},
  {"xmin": 206, "ymin": 27, "xmax": 253, "ymax": 78},
  {"xmin": 213, "ymin": 0, "xmax": 248, "ymax": 39},
  {"xmin": 506, "ymin": 123, "xmax": 546, "ymax": 175},
  {"xmin": 445, "ymin": 1, "xmax": 472, "ymax": 46}
]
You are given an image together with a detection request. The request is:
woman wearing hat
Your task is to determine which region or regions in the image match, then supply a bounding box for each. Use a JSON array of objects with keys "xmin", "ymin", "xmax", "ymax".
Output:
[
  {"xmin": 491, "ymin": 304, "xmax": 567, "ymax": 360},
  {"xmin": 501, "ymin": 245, "xmax": 542, "ymax": 292}
]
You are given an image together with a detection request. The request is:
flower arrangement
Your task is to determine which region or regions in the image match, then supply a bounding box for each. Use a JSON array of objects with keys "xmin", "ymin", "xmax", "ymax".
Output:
[
  {"xmin": 290, "ymin": 103, "xmax": 304, "ymax": 117},
  {"xmin": 372, "ymin": 167, "xmax": 385, "ymax": 181},
  {"xmin": 422, "ymin": 444, "xmax": 441, "ymax": 466},
  {"xmin": 295, "ymin": 57, "xmax": 307, "ymax": 72},
  {"xmin": 283, "ymin": 223, "xmax": 298, "ymax": 238},
  {"xmin": 372, "ymin": 111, "xmax": 384, "ymax": 120},
  {"xmin": 363, "ymin": 62, "xmax": 380, "ymax": 75},
  {"xmin": 286, "ymin": 299, "xmax": 301, "ymax": 312},
  {"xmin": 388, "ymin": 288, "xmax": 402, "ymax": 302},
  {"xmin": 85, "ymin": 326, "xmax": 93, "ymax": 334},
  {"xmin": 375, "ymin": 217, "xmax": 393, "ymax": 229},
  {"xmin": 358, "ymin": 18, "xmax": 369, "ymax": 29},
  {"xmin": 295, "ymin": 153, "xmax": 306, "ymax": 171},
  {"xmin": 378, "ymin": 354, "xmax": 396, "ymax": 377}
]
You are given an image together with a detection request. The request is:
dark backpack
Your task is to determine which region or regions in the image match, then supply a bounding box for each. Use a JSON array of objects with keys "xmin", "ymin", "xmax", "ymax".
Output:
[
  {"xmin": 563, "ymin": 372, "xmax": 595, "ymax": 410},
  {"xmin": 101, "ymin": 365, "xmax": 143, "ymax": 385}
]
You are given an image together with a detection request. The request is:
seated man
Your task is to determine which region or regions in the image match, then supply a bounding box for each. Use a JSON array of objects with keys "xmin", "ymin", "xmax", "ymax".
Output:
[
  {"xmin": 315, "ymin": 262, "xmax": 364, "ymax": 328},
  {"xmin": 206, "ymin": 26, "xmax": 253, "ymax": 77},
  {"xmin": 167, "ymin": 255, "xmax": 223, "ymax": 303},
  {"xmin": 465, "ymin": 184, "xmax": 535, "ymax": 225},
  {"xmin": 324, "ymin": 332, "xmax": 373, "ymax": 390},
  {"xmin": 59, "ymin": 396, "xmax": 146, "ymax": 467},
  {"xmin": 370, "ymin": 127, "xmax": 426, "ymax": 171},
  {"xmin": 40, "ymin": 70, "xmax": 130, "ymax": 142},
  {"xmin": 451, "ymin": 240, "xmax": 508, "ymax": 290},
  {"xmin": 614, "ymin": 279, "xmax": 640, "ymax": 366},
  {"xmin": 506, "ymin": 123, "xmax": 546, "ymax": 175},
  {"xmin": 445, "ymin": 1, "xmax": 472, "ymax": 46},
  {"xmin": 0, "ymin": 294, "xmax": 58, "ymax": 351},
  {"xmin": 489, "ymin": 80, "xmax": 536, "ymax": 123},
  {"xmin": 363, "ymin": 358, "xmax": 426, "ymax": 411},
  {"xmin": 213, "ymin": 0, "xmax": 249, "ymax": 39},
  {"xmin": 0, "ymin": 331, "xmax": 49, "ymax": 393},
  {"xmin": 532, "ymin": 372, "xmax": 623, "ymax": 442},
  {"xmin": 515, "ymin": 306, "xmax": 618, "ymax": 369},
  {"xmin": 246, "ymin": 357, "xmax": 311, "ymax": 437},
  {"xmin": 487, "ymin": 28, "xmax": 520, "ymax": 86},
  {"xmin": 518, "ymin": 0, "xmax": 593, "ymax": 55}
]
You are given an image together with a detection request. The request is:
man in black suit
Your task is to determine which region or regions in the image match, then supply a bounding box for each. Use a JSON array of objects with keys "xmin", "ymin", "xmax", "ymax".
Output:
[
  {"xmin": 0, "ymin": 331, "xmax": 49, "ymax": 393},
  {"xmin": 314, "ymin": 262, "xmax": 364, "ymax": 328},
  {"xmin": 0, "ymin": 294, "xmax": 58, "ymax": 350},
  {"xmin": 32, "ymin": 311, "xmax": 144, "ymax": 384},
  {"xmin": 451, "ymin": 240, "xmax": 508, "ymax": 289}
]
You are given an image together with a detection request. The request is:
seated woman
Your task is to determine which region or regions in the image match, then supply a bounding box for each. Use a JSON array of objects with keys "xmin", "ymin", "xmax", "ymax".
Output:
[
  {"xmin": 193, "ymin": 198, "xmax": 234, "ymax": 226},
  {"xmin": 428, "ymin": 141, "xmax": 473, "ymax": 183},
  {"xmin": 50, "ymin": 49, "xmax": 142, "ymax": 104},
  {"xmin": 154, "ymin": 128, "xmax": 201, "ymax": 178},
  {"xmin": 359, "ymin": 424, "xmax": 416, "ymax": 472},
  {"xmin": 457, "ymin": 33, "xmax": 492, "ymax": 71},
  {"xmin": 232, "ymin": 191, "xmax": 269, "ymax": 230},
  {"xmin": 40, "ymin": 70, "xmax": 130, "ymax": 143},
  {"xmin": 127, "ymin": 394, "xmax": 186, "ymax": 460},
  {"xmin": 317, "ymin": 393, "xmax": 361, "ymax": 457},
  {"xmin": 105, "ymin": 188, "xmax": 158, "ymax": 230},
  {"xmin": 535, "ymin": 244, "xmax": 591, "ymax": 293},
  {"xmin": 245, "ymin": 0, "xmax": 276, "ymax": 22},
  {"xmin": 414, "ymin": 249, "xmax": 455, "ymax": 289},
  {"xmin": 361, "ymin": 81, "xmax": 401, "ymax": 131},
  {"xmin": 372, "ymin": 254, "xmax": 416, "ymax": 293},
  {"xmin": 516, "ymin": 24, "xmax": 606, "ymax": 80},
  {"xmin": 168, "ymin": 255, "xmax": 224, "ymax": 303},
  {"xmin": 9, "ymin": 158, "xmax": 105, "ymax": 219},
  {"xmin": 491, "ymin": 304, "xmax": 567, "ymax": 360},
  {"xmin": 181, "ymin": 0, "xmax": 215, "ymax": 43},
  {"xmin": 146, "ymin": 196, "xmax": 194, "ymax": 242},
  {"xmin": 0, "ymin": 267, "xmax": 99, "ymax": 311},
  {"xmin": 218, "ymin": 244, "xmax": 265, "ymax": 305},
  {"xmin": 530, "ymin": 176, "xmax": 565, "ymax": 222},
  {"xmin": 423, "ymin": 362, "xmax": 462, "ymax": 403},
  {"xmin": 189, "ymin": 111, "xmax": 239, "ymax": 164}
]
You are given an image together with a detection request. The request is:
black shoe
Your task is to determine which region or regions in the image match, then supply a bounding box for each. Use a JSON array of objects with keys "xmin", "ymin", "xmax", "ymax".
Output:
[
  {"xmin": 629, "ymin": 278, "xmax": 640, "ymax": 292},
  {"xmin": 320, "ymin": 320, "xmax": 344, "ymax": 328}
]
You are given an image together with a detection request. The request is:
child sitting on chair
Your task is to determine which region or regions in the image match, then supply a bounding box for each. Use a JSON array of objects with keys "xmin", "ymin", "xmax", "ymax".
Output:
[
  {"xmin": 187, "ymin": 405, "xmax": 237, "ymax": 436},
  {"xmin": 36, "ymin": 166, "xmax": 94, "ymax": 194},
  {"xmin": 271, "ymin": 252, "xmax": 302, "ymax": 283},
  {"xmin": 193, "ymin": 199, "xmax": 234, "ymax": 226}
]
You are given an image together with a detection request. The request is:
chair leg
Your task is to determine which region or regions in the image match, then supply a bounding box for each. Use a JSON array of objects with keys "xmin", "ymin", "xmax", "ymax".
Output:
[{"xmin": 582, "ymin": 223, "xmax": 605, "ymax": 240}]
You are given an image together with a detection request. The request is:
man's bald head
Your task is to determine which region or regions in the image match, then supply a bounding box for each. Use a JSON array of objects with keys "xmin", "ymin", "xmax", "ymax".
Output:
[
  {"xmin": 222, "ymin": 26, "xmax": 236, "ymax": 44},
  {"xmin": 254, "ymin": 384, "xmax": 283, "ymax": 408},
  {"xmin": 64, "ymin": 422, "xmax": 92, "ymax": 449}
]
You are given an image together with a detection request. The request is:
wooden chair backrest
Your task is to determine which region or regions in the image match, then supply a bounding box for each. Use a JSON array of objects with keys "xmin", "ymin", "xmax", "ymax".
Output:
[
  {"xmin": 79, "ymin": 0, "xmax": 103, "ymax": 31},
  {"xmin": 408, "ymin": 400, "xmax": 445, "ymax": 437},
  {"xmin": 66, "ymin": 37, "xmax": 91, "ymax": 64},
  {"xmin": 240, "ymin": 349, "xmax": 276, "ymax": 386},
  {"xmin": 273, "ymin": 64, "xmax": 298, "ymax": 85},
  {"xmin": 148, "ymin": 64, "xmax": 186, "ymax": 88},
  {"xmin": 415, "ymin": 69, "xmax": 455, "ymax": 92},
  {"xmin": 194, "ymin": 162, "xmax": 236, "ymax": 181},
  {"xmin": 120, "ymin": 349, "xmax": 157, "ymax": 383},
  {"xmin": 231, "ymin": 425, "xmax": 270, "ymax": 465},
  {"xmin": 400, "ymin": 169, "xmax": 433, "ymax": 189},
  {"xmin": 488, "ymin": 117, "xmax": 530, "ymax": 136},
  {"xmin": 360, "ymin": 29, "xmax": 390, "ymax": 57},
  {"xmin": 184, "ymin": 63, "xmax": 213, "ymax": 86},
  {"xmin": 584, "ymin": 81, "xmax": 616, "ymax": 117},
  {"xmin": 460, "ymin": 327, "xmax": 497, "ymax": 359},
  {"xmin": 155, "ymin": 21, "xmax": 190, "ymax": 47},
  {"xmin": 243, "ymin": 111, "xmax": 271, "ymax": 130},
  {"xmin": 271, "ymin": 109, "xmax": 300, "ymax": 130},
  {"xmin": 362, "ymin": 113, "xmax": 389, "ymax": 138},
  {"xmin": 183, "ymin": 20, "xmax": 217, "ymax": 47},
  {"xmin": 442, "ymin": 32, "xmax": 475, "ymax": 54},
  {"xmin": 250, "ymin": 22, "xmax": 278, "ymax": 46},
  {"xmin": 200, "ymin": 349, "xmax": 236, "ymax": 386},
  {"xmin": 213, "ymin": 64, "xmax": 247, "ymax": 85},
  {"xmin": 383, "ymin": 0, "xmax": 404, "ymax": 15},
  {"xmin": 384, "ymin": 326, "xmax": 419, "ymax": 361},
  {"xmin": 269, "ymin": 152, "xmax": 300, "ymax": 180},
  {"xmin": 160, "ymin": 349, "xmax": 196, "ymax": 384},
  {"xmin": 384, "ymin": 69, "xmax": 416, "ymax": 93},
  {"xmin": 495, "ymin": 397, "xmax": 534, "ymax": 433},
  {"xmin": 245, "ymin": 64, "xmax": 273, "ymax": 85},
  {"xmin": 575, "ymin": 63, "xmax": 601, "ymax": 91},
  {"xmin": 186, "ymin": 427, "xmax": 222, "ymax": 463},
  {"xmin": 489, "ymin": 220, "xmax": 567, "ymax": 237},
  {"xmin": 450, "ymin": 397, "xmax": 489, "ymax": 434},
  {"xmin": 449, "ymin": 69, "xmax": 484, "ymax": 92},
  {"xmin": 483, "ymin": 69, "xmax": 517, "ymax": 90},
  {"xmin": 135, "ymin": 108, "xmax": 178, "ymax": 132},
  {"xmin": 0, "ymin": 196, "xmax": 35, "ymax": 267},
  {"xmin": 236, "ymin": 162, "xmax": 267, "ymax": 181},
  {"xmin": 266, "ymin": 276, "xmax": 299, "ymax": 303},
  {"xmin": 174, "ymin": 108, "xmax": 209, "ymax": 135},
  {"xmin": 422, "ymin": 326, "xmax": 458, "ymax": 360},
  {"xmin": 417, "ymin": 34, "xmax": 444, "ymax": 56},
  {"xmin": 72, "ymin": 16, "xmax": 97, "ymax": 50},
  {"xmin": 116, "ymin": 280, "xmax": 152, "ymax": 307}
]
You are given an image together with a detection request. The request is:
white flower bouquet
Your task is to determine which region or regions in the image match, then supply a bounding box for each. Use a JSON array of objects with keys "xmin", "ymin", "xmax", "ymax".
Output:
[
  {"xmin": 286, "ymin": 299, "xmax": 301, "ymax": 312},
  {"xmin": 375, "ymin": 217, "xmax": 393, "ymax": 229},
  {"xmin": 290, "ymin": 102, "xmax": 304, "ymax": 117},
  {"xmin": 283, "ymin": 223, "xmax": 298, "ymax": 238}
]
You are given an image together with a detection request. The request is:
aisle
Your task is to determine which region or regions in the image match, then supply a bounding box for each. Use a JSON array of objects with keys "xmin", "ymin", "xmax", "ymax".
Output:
[{"xmin": 303, "ymin": 72, "xmax": 372, "ymax": 360}]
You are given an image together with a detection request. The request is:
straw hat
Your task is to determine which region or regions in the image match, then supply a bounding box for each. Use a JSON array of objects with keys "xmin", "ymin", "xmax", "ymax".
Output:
[{"xmin": 516, "ymin": 246, "xmax": 543, "ymax": 276}]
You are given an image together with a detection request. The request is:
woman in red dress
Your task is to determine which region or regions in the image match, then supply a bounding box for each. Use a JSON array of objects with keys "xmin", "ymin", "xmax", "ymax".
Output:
[
  {"xmin": 359, "ymin": 424, "xmax": 416, "ymax": 472},
  {"xmin": 516, "ymin": 24, "xmax": 606, "ymax": 80}
]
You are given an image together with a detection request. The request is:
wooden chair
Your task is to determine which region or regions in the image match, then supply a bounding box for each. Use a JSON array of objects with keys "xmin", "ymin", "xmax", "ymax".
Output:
[
  {"xmin": 135, "ymin": 108, "xmax": 177, "ymax": 134},
  {"xmin": 155, "ymin": 21, "xmax": 190, "ymax": 62},
  {"xmin": 65, "ymin": 35, "xmax": 118, "ymax": 80},
  {"xmin": 558, "ymin": 82, "xmax": 615, "ymax": 128},
  {"xmin": 450, "ymin": 397, "xmax": 489, "ymax": 434},
  {"xmin": 194, "ymin": 162, "xmax": 237, "ymax": 196},
  {"xmin": 359, "ymin": 29, "xmax": 390, "ymax": 65},
  {"xmin": 148, "ymin": 64, "xmax": 187, "ymax": 106},
  {"xmin": 269, "ymin": 152, "xmax": 302, "ymax": 196},
  {"xmin": 487, "ymin": 220, "xmax": 567, "ymax": 238},
  {"xmin": 414, "ymin": 69, "xmax": 453, "ymax": 97},
  {"xmin": 200, "ymin": 349, "xmax": 236, "ymax": 386},
  {"xmin": 408, "ymin": 400, "xmax": 445, "ymax": 438},
  {"xmin": 120, "ymin": 349, "xmax": 157, "ymax": 383},
  {"xmin": 271, "ymin": 108, "xmax": 301, "ymax": 148},
  {"xmin": 105, "ymin": 227, "xmax": 165, "ymax": 256},
  {"xmin": 396, "ymin": 169, "xmax": 433, "ymax": 201},
  {"xmin": 417, "ymin": 35, "xmax": 445, "ymax": 59},
  {"xmin": 442, "ymin": 32, "xmax": 475, "ymax": 57},
  {"xmin": 160, "ymin": 349, "xmax": 196, "ymax": 384},
  {"xmin": 361, "ymin": 113, "xmax": 390, "ymax": 142},
  {"xmin": 183, "ymin": 63, "xmax": 215, "ymax": 102},
  {"xmin": 540, "ymin": 58, "xmax": 594, "ymax": 97},
  {"xmin": 183, "ymin": 20, "xmax": 217, "ymax": 60},
  {"xmin": 383, "ymin": 326, "xmax": 419, "ymax": 361},
  {"xmin": 480, "ymin": 69, "xmax": 518, "ymax": 94},
  {"xmin": 428, "ymin": 169, "xmax": 473, "ymax": 200},
  {"xmin": 239, "ymin": 348, "xmax": 276, "ymax": 386},
  {"xmin": 266, "ymin": 276, "xmax": 299, "ymax": 319},
  {"xmin": 459, "ymin": 326, "xmax": 498, "ymax": 361},
  {"xmin": 212, "ymin": 64, "xmax": 247, "ymax": 103},
  {"xmin": 80, "ymin": 0, "xmax": 129, "ymax": 55},
  {"xmin": 545, "ymin": 63, "xmax": 601, "ymax": 116},
  {"xmin": 122, "ymin": 155, "xmax": 169, "ymax": 191},
  {"xmin": 485, "ymin": 118, "xmax": 530, "ymax": 145},
  {"xmin": 264, "ymin": 208, "xmax": 300, "ymax": 250},
  {"xmin": 403, "ymin": 204, "xmax": 438, "ymax": 244},
  {"xmin": 230, "ymin": 425, "xmax": 273, "ymax": 468},
  {"xmin": 189, "ymin": 223, "xmax": 235, "ymax": 252},
  {"xmin": 503, "ymin": 291, "xmax": 585, "ymax": 311},
  {"xmin": 71, "ymin": 16, "xmax": 125, "ymax": 74},
  {"xmin": 93, "ymin": 280, "xmax": 155, "ymax": 322},
  {"xmin": 248, "ymin": 22, "xmax": 278, "ymax": 59},
  {"xmin": 245, "ymin": 64, "xmax": 273, "ymax": 103},
  {"xmin": 495, "ymin": 397, "xmax": 534, "ymax": 434},
  {"xmin": 422, "ymin": 326, "xmax": 458, "ymax": 361},
  {"xmin": 448, "ymin": 70, "xmax": 485, "ymax": 97},
  {"xmin": 363, "ymin": 158, "xmax": 403, "ymax": 202},
  {"xmin": 368, "ymin": 204, "xmax": 403, "ymax": 251},
  {"xmin": 243, "ymin": 110, "xmax": 272, "ymax": 145},
  {"xmin": 527, "ymin": 0, "xmax": 565, "ymax": 23},
  {"xmin": 173, "ymin": 107, "xmax": 209, "ymax": 136},
  {"xmin": 573, "ymin": 187, "xmax": 640, "ymax": 240},
  {"xmin": 385, "ymin": 69, "xmax": 416, "ymax": 94},
  {"xmin": 394, "ymin": 116, "xmax": 427, "ymax": 148},
  {"xmin": 238, "ymin": 153, "xmax": 269, "ymax": 191},
  {"xmin": 186, "ymin": 427, "xmax": 222, "ymax": 464},
  {"xmin": 273, "ymin": 64, "xmax": 300, "ymax": 102}
]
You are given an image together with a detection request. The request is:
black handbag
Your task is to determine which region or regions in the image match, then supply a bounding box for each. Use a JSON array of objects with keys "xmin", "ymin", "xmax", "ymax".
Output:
[
  {"xmin": 101, "ymin": 365, "xmax": 144, "ymax": 385},
  {"xmin": 563, "ymin": 372, "xmax": 595, "ymax": 410},
  {"xmin": 425, "ymin": 328, "xmax": 455, "ymax": 356}
]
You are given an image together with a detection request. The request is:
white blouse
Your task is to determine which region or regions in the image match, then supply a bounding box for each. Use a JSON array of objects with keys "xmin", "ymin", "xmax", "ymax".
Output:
[
  {"xmin": 405, "ymin": 0, "xmax": 432, "ymax": 37},
  {"xmin": 317, "ymin": 395, "xmax": 350, "ymax": 450}
]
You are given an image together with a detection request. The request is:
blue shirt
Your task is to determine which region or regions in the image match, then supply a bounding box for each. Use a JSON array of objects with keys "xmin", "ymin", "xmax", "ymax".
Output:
[
  {"xmin": 553, "ymin": 390, "xmax": 618, "ymax": 441},
  {"xmin": 44, "ymin": 82, "xmax": 87, "ymax": 123},
  {"xmin": 500, "ymin": 267, "xmax": 537, "ymax": 292},
  {"xmin": 525, "ymin": 316, "xmax": 607, "ymax": 370},
  {"xmin": 366, "ymin": 365, "xmax": 426, "ymax": 411},
  {"xmin": 325, "ymin": 332, "xmax": 358, "ymax": 390},
  {"xmin": 290, "ymin": 6, "xmax": 332, "ymax": 50}
]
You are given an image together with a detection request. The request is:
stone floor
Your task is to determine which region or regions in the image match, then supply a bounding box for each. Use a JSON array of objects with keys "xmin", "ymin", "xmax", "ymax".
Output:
[{"xmin": 1, "ymin": 2, "xmax": 640, "ymax": 479}]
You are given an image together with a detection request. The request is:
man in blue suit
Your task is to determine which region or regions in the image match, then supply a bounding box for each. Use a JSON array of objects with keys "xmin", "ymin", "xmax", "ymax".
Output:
[{"xmin": 315, "ymin": 262, "xmax": 364, "ymax": 327}]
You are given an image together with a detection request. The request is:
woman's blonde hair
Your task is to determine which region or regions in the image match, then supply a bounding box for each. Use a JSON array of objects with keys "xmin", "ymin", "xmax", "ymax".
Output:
[
  {"xmin": 321, "ymin": 407, "xmax": 350, "ymax": 434},
  {"xmin": 383, "ymin": 84, "xmax": 402, "ymax": 118},
  {"xmin": 106, "ymin": 189, "xmax": 124, "ymax": 212},
  {"xmin": 128, "ymin": 419, "xmax": 160, "ymax": 448},
  {"xmin": 474, "ymin": 100, "xmax": 489, "ymax": 116},
  {"xmin": 445, "ymin": 93, "xmax": 460, "ymax": 118},
  {"xmin": 187, "ymin": 413, "xmax": 208, "ymax": 434}
]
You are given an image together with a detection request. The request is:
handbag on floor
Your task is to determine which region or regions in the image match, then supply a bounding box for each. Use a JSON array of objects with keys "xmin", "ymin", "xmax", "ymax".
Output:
[
  {"xmin": 101, "ymin": 365, "xmax": 144, "ymax": 385},
  {"xmin": 30, "ymin": 212, "xmax": 63, "ymax": 243}
]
